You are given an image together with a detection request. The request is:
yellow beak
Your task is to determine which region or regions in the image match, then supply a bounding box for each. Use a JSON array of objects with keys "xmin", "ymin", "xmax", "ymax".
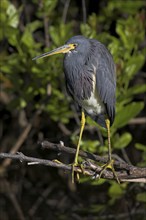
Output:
[{"xmin": 32, "ymin": 44, "xmax": 76, "ymax": 60}]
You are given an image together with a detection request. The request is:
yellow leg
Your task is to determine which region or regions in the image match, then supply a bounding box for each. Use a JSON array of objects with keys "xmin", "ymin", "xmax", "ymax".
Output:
[
  {"xmin": 72, "ymin": 111, "xmax": 85, "ymax": 183},
  {"xmin": 106, "ymin": 119, "xmax": 112, "ymax": 161},
  {"xmin": 98, "ymin": 119, "xmax": 120, "ymax": 183}
]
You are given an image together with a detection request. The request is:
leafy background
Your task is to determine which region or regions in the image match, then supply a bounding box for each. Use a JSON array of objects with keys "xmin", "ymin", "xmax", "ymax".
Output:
[{"xmin": 0, "ymin": 0, "xmax": 146, "ymax": 219}]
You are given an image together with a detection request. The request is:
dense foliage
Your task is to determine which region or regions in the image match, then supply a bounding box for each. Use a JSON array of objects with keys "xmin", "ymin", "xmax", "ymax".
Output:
[{"xmin": 0, "ymin": 0, "xmax": 146, "ymax": 219}]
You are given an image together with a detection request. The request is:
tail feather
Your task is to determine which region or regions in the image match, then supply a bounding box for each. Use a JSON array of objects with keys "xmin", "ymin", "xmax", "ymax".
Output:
[{"xmin": 91, "ymin": 114, "xmax": 107, "ymax": 128}]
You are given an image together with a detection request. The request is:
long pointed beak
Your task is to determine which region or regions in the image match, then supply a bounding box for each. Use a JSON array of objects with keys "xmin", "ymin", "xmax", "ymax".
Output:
[{"xmin": 32, "ymin": 44, "xmax": 76, "ymax": 60}]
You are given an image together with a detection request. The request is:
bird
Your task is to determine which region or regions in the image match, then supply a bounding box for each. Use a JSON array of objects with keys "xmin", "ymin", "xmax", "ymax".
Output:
[{"xmin": 32, "ymin": 35, "xmax": 119, "ymax": 183}]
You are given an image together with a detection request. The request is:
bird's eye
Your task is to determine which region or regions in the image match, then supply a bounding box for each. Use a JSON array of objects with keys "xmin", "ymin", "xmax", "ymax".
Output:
[{"xmin": 73, "ymin": 43, "xmax": 78, "ymax": 47}]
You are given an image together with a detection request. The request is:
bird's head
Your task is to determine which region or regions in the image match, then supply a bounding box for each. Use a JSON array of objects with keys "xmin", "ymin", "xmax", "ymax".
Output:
[{"xmin": 32, "ymin": 35, "xmax": 90, "ymax": 61}]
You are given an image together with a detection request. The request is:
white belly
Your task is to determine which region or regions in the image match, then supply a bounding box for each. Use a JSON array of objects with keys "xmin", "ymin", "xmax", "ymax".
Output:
[
  {"xmin": 81, "ymin": 69, "xmax": 105, "ymax": 116},
  {"xmin": 82, "ymin": 91, "xmax": 105, "ymax": 116}
]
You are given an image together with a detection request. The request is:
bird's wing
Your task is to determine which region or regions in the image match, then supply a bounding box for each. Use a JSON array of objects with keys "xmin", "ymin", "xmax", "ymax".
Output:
[{"xmin": 92, "ymin": 41, "xmax": 116, "ymax": 125}]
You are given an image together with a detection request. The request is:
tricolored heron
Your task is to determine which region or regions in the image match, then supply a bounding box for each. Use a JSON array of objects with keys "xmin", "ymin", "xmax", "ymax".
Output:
[{"xmin": 33, "ymin": 35, "xmax": 119, "ymax": 183}]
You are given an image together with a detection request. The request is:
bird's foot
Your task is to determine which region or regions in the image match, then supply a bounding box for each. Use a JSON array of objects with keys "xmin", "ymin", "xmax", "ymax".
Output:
[
  {"xmin": 98, "ymin": 159, "xmax": 120, "ymax": 184},
  {"xmin": 53, "ymin": 160, "xmax": 82, "ymax": 183},
  {"xmin": 71, "ymin": 161, "xmax": 86, "ymax": 183},
  {"xmin": 53, "ymin": 159, "xmax": 63, "ymax": 164},
  {"xmin": 71, "ymin": 161, "xmax": 80, "ymax": 183}
]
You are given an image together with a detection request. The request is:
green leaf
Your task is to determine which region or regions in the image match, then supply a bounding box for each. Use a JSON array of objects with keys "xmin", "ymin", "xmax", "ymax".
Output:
[
  {"xmin": 35, "ymin": 0, "xmax": 58, "ymax": 16},
  {"xmin": 116, "ymin": 15, "xmax": 145, "ymax": 51},
  {"xmin": 80, "ymin": 23, "xmax": 93, "ymax": 38},
  {"xmin": 125, "ymin": 53, "xmax": 145, "ymax": 80},
  {"xmin": 135, "ymin": 143, "xmax": 146, "ymax": 152},
  {"xmin": 20, "ymin": 99, "xmax": 27, "ymax": 108},
  {"xmin": 116, "ymin": 19, "xmax": 129, "ymax": 48},
  {"xmin": 114, "ymin": 132, "xmax": 132, "ymax": 149},
  {"xmin": 108, "ymin": 182, "xmax": 124, "ymax": 199},
  {"xmin": 136, "ymin": 193, "xmax": 146, "ymax": 203},
  {"xmin": 89, "ymin": 204, "xmax": 105, "ymax": 213},
  {"xmin": 118, "ymin": 84, "xmax": 146, "ymax": 102},
  {"xmin": 7, "ymin": 28, "xmax": 19, "ymax": 46},
  {"xmin": 43, "ymin": 0, "xmax": 58, "ymax": 14},
  {"xmin": 80, "ymin": 14, "xmax": 98, "ymax": 38},
  {"xmin": 108, "ymin": 0, "xmax": 144, "ymax": 15},
  {"xmin": 27, "ymin": 21, "xmax": 42, "ymax": 32},
  {"xmin": 6, "ymin": 3, "xmax": 22, "ymax": 28},
  {"xmin": 20, "ymin": 21, "xmax": 42, "ymax": 49},
  {"xmin": 49, "ymin": 23, "xmax": 73, "ymax": 46},
  {"xmin": 114, "ymin": 102, "xmax": 144, "ymax": 129},
  {"xmin": 21, "ymin": 27, "xmax": 35, "ymax": 48}
]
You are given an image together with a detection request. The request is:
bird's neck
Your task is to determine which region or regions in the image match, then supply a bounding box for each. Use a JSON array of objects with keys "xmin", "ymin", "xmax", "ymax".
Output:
[
  {"xmin": 63, "ymin": 53, "xmax": 94, "ymax": 101},
  {"xmin": 64, "ymin": 51, "xmax": 85, "ymax": 66}
]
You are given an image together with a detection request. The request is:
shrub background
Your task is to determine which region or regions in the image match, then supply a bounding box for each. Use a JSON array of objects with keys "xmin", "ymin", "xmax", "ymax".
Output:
[{"xmin": 0, "ymin": 1, "xmax": 146, "ymax": 220}]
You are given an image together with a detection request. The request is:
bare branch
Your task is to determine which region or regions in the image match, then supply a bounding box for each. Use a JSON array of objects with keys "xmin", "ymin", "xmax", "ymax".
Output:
[
  {"xmin": 1, "ymin": 123, "xmax": 32, "ymax": 168},
  {"xmin": 82, "ymin": 0, "xmax": 87, "ymax": 23},
  {"xmin": 41, "ymin": 141, "xmax": 134, "ymax": 170},
  {"xmin": 62, "ymin": 0, "xmax": 71, "ymax": 24},
  {"xmin": 0, "ymin": 146, "xmax": 146, "ymax": 183},
  {"xmin": 41, "ymin": 141, "xmax": 146, "ymax": 182},
  {"xmin": 0, "ymin": 152, "xmax": 71, "ymax": 171},
  {"xmin": 2, "ymin": 179, "xmax": 25, "ymax": 220},
  {"xmin": 1, "ymin": 110, "xmax": 41, "ymax": 168},
  {"xmin": 43, "ymin": 15, "xmax": 50, "ymax": 48},
  {"xmin": 129, "ymin": 117, "xmax": 146, "ymax": 125}
]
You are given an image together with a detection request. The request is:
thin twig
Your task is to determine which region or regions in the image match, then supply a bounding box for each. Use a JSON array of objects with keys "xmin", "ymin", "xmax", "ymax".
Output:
[
  {"xmin": 1, "ymin": 110, "xmax": 41, "ymax": 169},
  {"xmin": 0, "ymin": 152, "xmax": 71, "ymax": 171},
  {"xmin": 82, "ymin": 0, "xmax": 87, "ymax": 23},
  {"xmin": 29, "ymin": 184, "xmax": 57, "ymax": 217},
  {"xmin": 129, "ymin": 117, "xmax": 146, "ymax": 125},
  {"xmin": 92, "ymin": 209, "xmax": 145, "ymax": 220},
  {"xmin": 3, "ymin": 180, "xmax": 25, "ymax": 220},
  {"xmin": 121, "ymin": 148, "xmax": 132, "ymax": 165},
  {"xmin": 58, "ymin": 122, "xmax": 71, "ymax": 135},
  {"xmin": 43, "ymin": 15, "xmax": 50, "ymax": 48},
  {"xmin": 1, "ymin": 123, "xmax": 32, "ymax": 168},
  {"xmin": 62, "ymin": 0, "xmax": 71, "ymax": 24},
  {"xmin": 96, "ymin": 127, "xmax": 104, "ymax": 146}
]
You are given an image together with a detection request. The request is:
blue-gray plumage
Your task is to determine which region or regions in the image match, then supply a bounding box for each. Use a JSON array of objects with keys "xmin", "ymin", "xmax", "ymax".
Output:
[
  {"xmin": 32, "ymin": 35, "xmax": 120, "ymax": 183},
  {"xmin": 63, "ymin": 35, "xmax": 116, "ymax": 128}
]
